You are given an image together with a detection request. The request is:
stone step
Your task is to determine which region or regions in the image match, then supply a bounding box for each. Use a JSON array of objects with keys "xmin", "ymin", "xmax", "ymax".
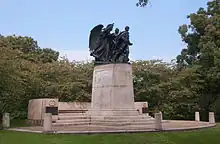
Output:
[
  {"xmin": 58, "ymin": 115, "xmax": 90, "ymax": 120},
  {"xmin": 54, "ymin": 118, "xmax": 156, "ymax": 126},
  {"xmin": 58, "ymin": 113, "xmax": 87, "ymax": 116},
  {"xmin": 58, "ymin": 115, "xmax": 153, "ymax": 120},
  {"xmin": 58, "ymin": 117, "xmax": 154, "ymax": 121},
  {"xmin": 56, "ymin": 118, "xmax": 154, "ymax": 123},
  {"xmin": 59, "ymin": 109, "xmax": 87, "ymax": 113},
  {"xmin": 93, "ymin": 119, "xmax": 154, "ymax": 123},
  {"xmin": 53, "ymin": 122, "xmax": 90, "ymax": 126},
  {"xmin": 91, "ymin": 116, "xmax": 152, "ymax": 120},
  {"xmin": 56, "ymin": 119, "xmax": 91, "ymax": 123},
  {"xmin": 53, "ymin": 121, "xmax": 155, "ymax": 126},
  {"xmin": 51, "ymin": 124, "xmax": 155, "ymax": 131}
]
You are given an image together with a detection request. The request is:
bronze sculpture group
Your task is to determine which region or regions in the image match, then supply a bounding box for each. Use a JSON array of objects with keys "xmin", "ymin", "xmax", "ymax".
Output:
[{"xmin": 89, "ymin": 23, "xmax": 133, "ymax": 64}]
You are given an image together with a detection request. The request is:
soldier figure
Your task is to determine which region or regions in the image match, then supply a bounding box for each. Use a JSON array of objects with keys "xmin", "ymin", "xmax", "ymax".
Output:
[{"xmin": 115, "ymin": 26, "xmax": 133, "ymax": 63}]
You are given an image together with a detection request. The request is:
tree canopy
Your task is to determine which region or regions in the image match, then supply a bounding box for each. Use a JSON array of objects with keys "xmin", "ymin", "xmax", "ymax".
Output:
[
  {"xmin": 177, "ymin": 0, "xmax": 220, "ymax": 120},
  {"xmin": 136, "ymin": 0, "xmax": 149, "ymax": 7}
]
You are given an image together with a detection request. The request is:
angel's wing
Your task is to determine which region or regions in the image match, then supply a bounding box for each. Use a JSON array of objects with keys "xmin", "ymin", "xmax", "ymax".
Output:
[{"xmin": 89, "ymin": 24, "xmax": 104, "ymax": 52}]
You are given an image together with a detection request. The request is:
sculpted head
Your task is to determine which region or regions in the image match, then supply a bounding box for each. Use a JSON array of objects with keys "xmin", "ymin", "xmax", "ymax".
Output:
[
  {"xmin": 115, "ymin": 28, "xmax": 119, "ymax": 34},
  {"xmin": 125, "ymin": 26, "xmax": 130, "ymax": 32}
]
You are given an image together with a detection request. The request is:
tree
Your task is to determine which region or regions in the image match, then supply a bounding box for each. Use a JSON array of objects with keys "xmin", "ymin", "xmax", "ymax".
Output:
[
  {"xmin": 0, "ymin": 35, "xmax": 39, "ymax": 53},
  {"xmin": 132, "ymin": 60, "xmax": 173, "ymax": 114},
  {"xmin": 136, "ymin": 0, "xmax": 149, "ymax": 7},
  {"xmin": 0, "ymin": 35, "xmax": 61, "ymax": 118},
  {"xmin": 0, "ymin": 35, "xmax": 59, "ymax": 63},
  {"xmin": 177, "ymin": 0, "xmax": 220, "ymax": 120},
  {"xmin": 0, "ymin": 47, "xmax": 29, "ymax": 118}
]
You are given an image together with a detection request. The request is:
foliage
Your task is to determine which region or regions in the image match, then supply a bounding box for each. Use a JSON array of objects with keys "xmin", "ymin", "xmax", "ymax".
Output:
[
  {"xmin": 136, "ymin": 0, "xmax": 149, "ymax": 7},
  {"xmin": 132, "ymin": 60, "xmax": 199, "ymax": 120},
  {"xmin": 177, "ymin": 0, "xmax": 220, "ymax": 120},
  {"xmin": 0, "ymin": 36, "xmax": 93, "ymax": 119},
  {"xmin": 132, "ymin": 60, "xmax": 173, "ymax": 111}
]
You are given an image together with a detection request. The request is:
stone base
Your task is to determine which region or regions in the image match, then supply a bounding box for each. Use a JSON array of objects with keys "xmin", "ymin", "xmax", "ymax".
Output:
[
  {"xmin": 89, "ymin": 64, "xmax": 137, "ymax": 117},
  {"xmin": 26, "ymin": 116, "xmax": 58, "ymax": 126},
  {"xmin": 87, "ymin": 109, "xmax": 139, "ymax": 117},
  {"xmin": 12, "ymin": 121, "xmax": 216, "ymax": 134},
  {"xmin": 54, "ymin": 112, "xmax": 155, "ymax": 127},
  {"xmin": 26, "ymin": 119, "xmax": 43, "ymax": 126},
  {"xmin": 50, "ymin": 64, "xmax": 155, "ymax": 127}
]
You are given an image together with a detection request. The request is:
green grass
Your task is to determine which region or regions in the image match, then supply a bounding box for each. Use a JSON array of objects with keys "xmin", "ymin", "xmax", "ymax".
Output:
[
  {"xmin": 10, "ymin": 119, "xmax": 31, "ymax": 128},
  {"xmin": 0, "ymin": 119, "xmax": 31, "ymax": 129},
  {"xmin": 0, "ymin": 123, "xmax": 219, "ymax": 144}
]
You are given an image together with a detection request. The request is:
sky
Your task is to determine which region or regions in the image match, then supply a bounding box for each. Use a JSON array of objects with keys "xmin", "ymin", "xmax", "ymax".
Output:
[{"xmin": 0, "ymin": 0, "xmax": 209, "ymax": 62}]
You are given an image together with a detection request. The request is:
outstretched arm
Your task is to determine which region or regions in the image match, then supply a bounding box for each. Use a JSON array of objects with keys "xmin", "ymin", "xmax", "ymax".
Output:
[{"xmin": 128, "ymin": 40, "xmax": 133, "ymax": 45}]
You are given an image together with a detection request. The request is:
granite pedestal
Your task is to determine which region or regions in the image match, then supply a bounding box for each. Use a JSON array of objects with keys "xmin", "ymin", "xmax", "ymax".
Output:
[
  {"xmin": 51, "ymin": 63, "xmax": 153, "ymax": 127},
  {"xmin": 87, "ymin": 64, "xmax": 144, "ymax": 120}
]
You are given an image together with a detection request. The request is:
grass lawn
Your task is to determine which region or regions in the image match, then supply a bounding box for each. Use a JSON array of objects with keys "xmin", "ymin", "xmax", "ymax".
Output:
[{"xmin": 0, "ymin": 122, "xmax": 219, "ymax": 144}]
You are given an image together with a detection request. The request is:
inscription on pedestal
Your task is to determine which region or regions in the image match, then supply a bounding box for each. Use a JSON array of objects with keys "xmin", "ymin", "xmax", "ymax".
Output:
[
  {"xmin": 45, "ymin": 107, "xmax": 58, "ymax": 115},
  {"xmin": 94, "ymin": 69, "xmax": 112, "ymax": 87}
]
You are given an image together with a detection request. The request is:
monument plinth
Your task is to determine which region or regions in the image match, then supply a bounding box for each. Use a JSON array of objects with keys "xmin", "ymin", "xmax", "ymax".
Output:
[{"xmin": 88, "ymin": 63, "xmax": 139, "ymax": 117}]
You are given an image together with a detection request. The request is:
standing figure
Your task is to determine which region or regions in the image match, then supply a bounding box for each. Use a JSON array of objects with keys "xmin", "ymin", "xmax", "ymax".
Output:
[
  {"xmin": 115, "ymin": 26, "xmax": 133, "ymax": 63},
  {"xmin": 112, "ymin": 28, "xmax": 120, "ymax": 40},
  {"xmin": 109, "ymin": 28, "xmax": 120, "ymax": 62}
]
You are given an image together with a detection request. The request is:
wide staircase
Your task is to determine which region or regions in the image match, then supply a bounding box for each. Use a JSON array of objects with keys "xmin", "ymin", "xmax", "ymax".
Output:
[{"xmin": 53, "ymin": 109, "xmax": 155, "ymax": 128}]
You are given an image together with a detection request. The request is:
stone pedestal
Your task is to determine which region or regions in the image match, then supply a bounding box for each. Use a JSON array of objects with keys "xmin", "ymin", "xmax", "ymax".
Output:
[
  {"xmin": 159, "ymin": 111, "xmax": 163, "ymax": 120},
  {"xmin": 43, "ymin": 113, "xmax": 52, "ymax": 132},
  {"xmin": 88, "ymin": 64, "xmax": 138, "ymax": 117},
  {"xmin": 155, "ymin": 113, "xmax": 162, "ymax": 130},
  {"xmin": 2, "ymin": 113, "xmax": 10, "ymax": 128},
  {"xmin": 195, "ymin": 112, "xmax": 200, "ymax": 122},
  {"xmin": 209, "ymin": 112, "xmax": 215, "ymax": 124}
]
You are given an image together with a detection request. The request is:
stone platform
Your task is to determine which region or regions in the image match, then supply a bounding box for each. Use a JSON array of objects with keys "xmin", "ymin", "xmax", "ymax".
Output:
[
  {"xmin": 53, "ymin": 112, "xmax": 155, "ymax": 127},
  {"xmin": 51, "ymin": 63, "xmax": 154, "ymax": 127},
  {"xmin": 8, "ymin": 121, "xmax": 216, "ymax": 134}
]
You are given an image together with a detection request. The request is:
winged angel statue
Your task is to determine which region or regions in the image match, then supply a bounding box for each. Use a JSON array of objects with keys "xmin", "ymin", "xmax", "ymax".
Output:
[{"xmin": 89, "ymin": 23, "xmax": 133, "ymax": 64}]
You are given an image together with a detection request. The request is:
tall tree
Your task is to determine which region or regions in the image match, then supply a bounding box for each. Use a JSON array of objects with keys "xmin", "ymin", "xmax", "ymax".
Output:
[{"xmin": 177, "ymin": 0, "xmax": 220, "ymax": 120}]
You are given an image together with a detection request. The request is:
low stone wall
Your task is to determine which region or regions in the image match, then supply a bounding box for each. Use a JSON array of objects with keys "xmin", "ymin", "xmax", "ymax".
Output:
[
  {"xmin": 28, "ymin": 99, "xmax": 148, "ymax": 125},
  {"xmin": 28, "ymin": 98, "xmax": 59, "ymax": 125},
  {"xmin": 58, "ymin": 102, "xmax": 90, "ymax": 110},
  {"xmin": 135, "ymin": 102, "xmax": 148, "ymax": 114},
  {"xmin": 58, "ymin": 101, "xmax": 148, "ymax": 114}
]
